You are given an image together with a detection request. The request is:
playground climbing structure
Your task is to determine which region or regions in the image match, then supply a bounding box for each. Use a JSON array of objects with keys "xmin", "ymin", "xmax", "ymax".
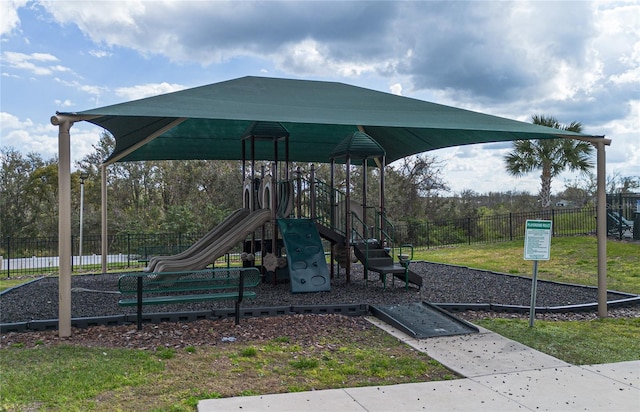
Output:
[{"xmin": 145, "ymin": 123, "xmax": 422, "ymax": 291}]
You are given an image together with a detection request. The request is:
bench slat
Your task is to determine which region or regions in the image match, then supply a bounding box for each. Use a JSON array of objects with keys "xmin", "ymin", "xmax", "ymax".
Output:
[
  {"xmin": 118, "ymin": 269, "xmax": 260, "ymax": 294},
  {"xmin": 118, "ymin": 278, "xmax": 259, "ymax": 294},
  {"xmin": 118, "ymin": 291, "xmax": 257, "ymax": 306}
]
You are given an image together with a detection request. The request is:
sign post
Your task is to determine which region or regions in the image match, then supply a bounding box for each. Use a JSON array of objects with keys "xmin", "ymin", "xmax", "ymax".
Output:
[{"xmin": 524, "ymin": 220, "xmax": 552, "ymax": 327}]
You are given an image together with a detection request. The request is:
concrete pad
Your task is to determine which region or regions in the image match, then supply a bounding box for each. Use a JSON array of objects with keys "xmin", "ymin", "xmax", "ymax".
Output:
[
  {"xmin": 581, "ymin": 360, "xmax": 640, "ymax": 389},
  {"xmin": 367, "ymin": 317, "xmax": 568, "ymax": 377},
  {"xmin": 343, "ymin": 380, "xmax": 522, "ymax": 412},
  {"xmin": 198, "ymin": 380, "xmax": 523, "ymax": 412},
  {"xmin": 198, "ymin": 387, "xmax": 365, "ymax": 411},
  {"xmin": 472, "ymin": 365, "xmax": 640, "ymax": 411}
]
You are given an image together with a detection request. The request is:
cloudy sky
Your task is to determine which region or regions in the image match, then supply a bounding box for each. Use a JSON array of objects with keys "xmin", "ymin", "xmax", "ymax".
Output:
[{"xmin": 1, "ymin": 0, "xmax": 638, "ymax": 195}]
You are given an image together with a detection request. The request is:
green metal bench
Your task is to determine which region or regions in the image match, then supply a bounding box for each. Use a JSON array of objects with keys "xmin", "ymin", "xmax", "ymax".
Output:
[{"xmin": 118, "ymin": 267, "xmax": 261, "ymax": 330}]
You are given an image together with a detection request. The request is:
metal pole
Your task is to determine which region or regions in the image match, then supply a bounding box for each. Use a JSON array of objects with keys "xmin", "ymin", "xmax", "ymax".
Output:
[
  {"xmin": 595, "ymin": 141, "xmax": 608, "ymax": 318},
  {"xmin": 362, "ymin": 160, "xmax": 367, "ymax": 239},
  {"xmin": 51, "ymin": 115, "xmax": 73, "ymax": 337},
  {"xmin": 79, "ymin": 173, "xmax": 87, "ymax": 269},
  {"xmin": 101, "ymin": 165, "xmax": 108, "ymax": 274},
  {"xmin": 345, "ymin": 157, "xmax": 351, "ymax": 283},
  {"xmin": 529, "ymin": 260, "xmax": 539, "ymax": 327},
  {"xmin": 379, "ymin": 156, "xmax": 385, "ymax": 244}
]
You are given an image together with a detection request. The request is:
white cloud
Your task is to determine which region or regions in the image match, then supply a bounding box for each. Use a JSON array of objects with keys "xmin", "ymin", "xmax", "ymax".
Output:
[
  {"xmin": 590, "ymin": 99, "xmax": 640, "ymax": 178},
  {"xmin": 0, "ymin": 0, "xmax": 28, "ymax": 36},
  {"xmin": 2, "ymin": 0, "xmax": 638, "ymax": 195},
  {"xmin": 42, "ymin": 0, "xmax": 146, "ymax": 43},
  {"xmin": 54, "ymin": 99, "xmax": 74, "ymax": 108},
  {"xmin": 389, "ymin": 83, "xmax": 402, "ymax": 96},
  {"xmin": 274, "ymin": 38, "xmax": 381, "ymax": 78},
  {"xmin": 0, "ymin": 111, "xmax": 28, "ymax": 129},
  {"xmin": 1, "ymin": 111, "xmax": 102, "ymax": 165},
  {"xmin": 88, "ymin": 49, "xmax": 112, "ymax": 58},
  {"xmin": 1, "ymin": 51, "xmax": 70, "ymax": 76},
  {"xmin": 115, "ymin": 82, "xmax": 187, "ymax": 100},
  {"xmin": 1, "ymin": 112, "xmax": 55, "ymax": 157}
]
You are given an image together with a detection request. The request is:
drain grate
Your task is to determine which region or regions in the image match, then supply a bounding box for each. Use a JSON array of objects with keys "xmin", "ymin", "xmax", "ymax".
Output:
[{"xmin": 370, "ymin": 301, "xmax": 479, "ymax": 338}]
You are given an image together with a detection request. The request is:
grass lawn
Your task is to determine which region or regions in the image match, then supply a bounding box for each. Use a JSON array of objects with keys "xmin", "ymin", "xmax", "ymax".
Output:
[
  {"xmin": 1, "ymin": 235, "xmax": 638, "ymax": 411},
  {"xmin": 414, "ymin": 236, "xmax": 640, "ymax": 294},
  {"xmin": 474, "ymin": 317, "xmax": 640, "ymax": 365},
  {"xmin": 1, "ymin": 322, "xmax": 455, "ymax": 411},
  {"xmin": 416, "ymin": 235, "xmax": 640, "ymax": 366}
]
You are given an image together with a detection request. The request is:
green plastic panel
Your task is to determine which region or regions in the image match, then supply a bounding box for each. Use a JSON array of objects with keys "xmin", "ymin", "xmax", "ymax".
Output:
[{"xmin": 277, "ymin": 218, "xmax": 330, "ymax": 293}]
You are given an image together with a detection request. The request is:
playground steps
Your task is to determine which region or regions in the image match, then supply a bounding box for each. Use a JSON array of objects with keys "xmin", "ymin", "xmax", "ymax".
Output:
[
  {"xmin": 315, "ymin": 223, "xmax": 346, "ymax": 245},
  {"xmin": 352, "ymin": 242, "xmax": 423, "ymax": 289},
  {"xmin": 315, "ymin": 223, "xmax": 352, "ymax": 266}
]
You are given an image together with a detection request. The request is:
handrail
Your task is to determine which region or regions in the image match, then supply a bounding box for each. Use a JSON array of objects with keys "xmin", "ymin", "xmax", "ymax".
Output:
[
  {"xmin": 292, "ymin": 171, "xmax": 346, "ymax": 235},
  {"xmin": 376, "ymin": 210, "xmax": 396, "ymax": 262},
  {"xmin": 350, "ymin": 211, "xmax": 369, "ymax": 272},
  {"xmin": 398, "ymin": 244, "xmax": 414, "ymax": 264}
]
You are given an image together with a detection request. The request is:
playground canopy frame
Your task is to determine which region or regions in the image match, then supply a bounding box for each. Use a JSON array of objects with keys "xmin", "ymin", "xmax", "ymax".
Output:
[
  {"xmin": 51, "ymin": 76, "xmax": 611, "ymax": 337},
  {"xmin": 57, "ymin": 76, "xmax": 604, "ymax": 165}
]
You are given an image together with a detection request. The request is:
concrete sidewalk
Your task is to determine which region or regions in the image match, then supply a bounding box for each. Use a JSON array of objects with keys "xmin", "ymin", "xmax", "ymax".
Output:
[{"xmin": 199, "ymin": 317, "xmax": 640, "ymax": 411}]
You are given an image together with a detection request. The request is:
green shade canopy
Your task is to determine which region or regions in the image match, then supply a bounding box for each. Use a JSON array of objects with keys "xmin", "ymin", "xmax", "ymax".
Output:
[
  {"xmin": 331, "ymin": 131, "xmax": 386, "ymax": 163},
  {"xmin": 59, "ymin": 76, "xmax": 603, "ymax": 165}
]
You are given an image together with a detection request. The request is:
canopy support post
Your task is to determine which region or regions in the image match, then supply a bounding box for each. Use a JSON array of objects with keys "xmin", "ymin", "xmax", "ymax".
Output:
[
  {"xmin": 101, "ymin": 164, "xmax": 108, "ymax": 274},
  {"xmin": 345, "ymin": 156, "xmax": 351, "ymax": 283},
  {"xmin": 595, "ymin": 140, "xmax": 608, "ymax": 318},
  {"xmin": 51, "ymin": 115, "xmax": 73, "ymax": 337},
  {"xmin": 362, "ymin": 160, "xmax": 368, "ymax": 240},
  {"xmin": 376, "ymin": 156, "xmax": 385, "ymax": 244}
]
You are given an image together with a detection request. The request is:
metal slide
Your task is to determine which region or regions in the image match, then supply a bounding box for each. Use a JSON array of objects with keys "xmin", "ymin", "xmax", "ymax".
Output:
[
  {"xmin": 145, "ymin": 208, "xmax": 250, "ymax": 272},
  {"xmin": 152, "ymin": 209, "xmax": 271, "ymax": 273}
]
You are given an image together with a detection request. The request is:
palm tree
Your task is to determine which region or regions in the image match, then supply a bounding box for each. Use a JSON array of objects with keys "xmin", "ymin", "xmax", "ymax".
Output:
[{"xmin": 504, "ymin": 115, "xmax": 594, "ymax": 209}]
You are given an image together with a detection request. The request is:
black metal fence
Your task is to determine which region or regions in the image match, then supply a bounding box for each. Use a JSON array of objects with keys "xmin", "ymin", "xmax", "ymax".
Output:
[
  {"xmin": 1, "ymin": 203, "xmax": 636, "ymax": 278},
  {"xmin": 392, "ymin": 207, "xmax": 598, "ymax": 250},
  {"xmin": 606, "ymin": 193, "xmax": 640, "ymax": 240}
]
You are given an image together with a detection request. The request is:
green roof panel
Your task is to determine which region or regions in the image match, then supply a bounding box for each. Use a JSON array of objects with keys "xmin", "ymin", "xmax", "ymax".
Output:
[{"xmin": 58, "ymin": 76, "xmax": 603, "ymax": 165}]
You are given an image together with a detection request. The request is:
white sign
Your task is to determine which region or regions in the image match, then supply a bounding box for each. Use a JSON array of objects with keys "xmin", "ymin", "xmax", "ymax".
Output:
[{"xmin": 524, "ymin": 220, "xmax": 552, "ymax": 261}]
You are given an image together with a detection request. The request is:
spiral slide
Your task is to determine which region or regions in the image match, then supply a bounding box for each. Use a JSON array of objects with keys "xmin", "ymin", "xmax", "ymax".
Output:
[
  {"xmin": 151, "ymin": 209, "xmax": 271, "ymax": 273},
  {"xmin": 145, "ymin": 208, "xmax": 250, "ymax": 272}
]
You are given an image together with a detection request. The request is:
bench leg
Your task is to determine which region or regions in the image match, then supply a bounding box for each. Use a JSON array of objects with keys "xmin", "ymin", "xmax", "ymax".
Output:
[
  {"xmin": 234, "ymin": 300, "xmax": 240, "ymax": 325},
  {"xmin": 404, "ymin": 267, "xmax": 409, "ymax": 290},
  {"xmin": 137, "ymin": 276, "xmax": 143, "ymax": 331}
]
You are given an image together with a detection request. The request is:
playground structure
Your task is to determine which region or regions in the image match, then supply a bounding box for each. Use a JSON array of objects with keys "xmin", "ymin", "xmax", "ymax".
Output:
[
  {"xmin": 52, "ymin": 76, "xmax": 611, "ymax": 337},
  {"xmin": 145, "ymin": 126, "xmax": 423, "ymax": 292}
]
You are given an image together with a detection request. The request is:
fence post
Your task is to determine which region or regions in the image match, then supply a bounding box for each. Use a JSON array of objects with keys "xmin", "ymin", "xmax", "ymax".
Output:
[
  {"xmin": 467, "ymin": 217, "xmax": 472, "ymax": 245},
  {"xmin": 71, "ymin": 234, "xmax": 75, "ymax": 273},
  {"xmin": 127, "ymin": 233, "xmax": 131, "ymax": 268},
  {"xmin": 426, "ymin": 221, "xmax": 430, "ymax": 249},
  {"xmin": 509, "ymin": 213, "xmax": 513, "ymax": 241},
  {"xmin": 552, "ymin": 209, "xmax": 556, "ymax": 237},
  {"xmin": 5, "ymin": 236, "xmax": 10, "ymax": 278}
]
